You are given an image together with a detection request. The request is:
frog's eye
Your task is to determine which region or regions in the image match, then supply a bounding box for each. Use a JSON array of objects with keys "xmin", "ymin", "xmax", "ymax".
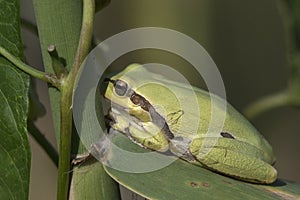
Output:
[{"xmin": 114, "ymin": 80, "xmax": 128, "ymax": 96}]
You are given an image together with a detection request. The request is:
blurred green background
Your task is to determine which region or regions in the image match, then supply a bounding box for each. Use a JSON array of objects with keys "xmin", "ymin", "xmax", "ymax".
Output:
[{"xmin": 21, "ymin": 0, "xmax": 299, "ymax": 199}]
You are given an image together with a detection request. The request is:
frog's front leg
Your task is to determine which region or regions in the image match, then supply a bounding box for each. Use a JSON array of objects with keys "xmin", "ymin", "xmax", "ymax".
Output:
[
  {"xmin": 169, "ymin": 136, "xmax": 198, "ymax": 163},
  {"xmin": 108, "ymin": 108, "xmax": 170, "ymax": 152}
]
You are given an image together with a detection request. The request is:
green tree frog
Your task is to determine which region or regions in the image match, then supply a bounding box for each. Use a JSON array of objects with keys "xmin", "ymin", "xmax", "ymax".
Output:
[{"xmin": 104, "ymin": 64, "xmax": 277, "ymax": 184}]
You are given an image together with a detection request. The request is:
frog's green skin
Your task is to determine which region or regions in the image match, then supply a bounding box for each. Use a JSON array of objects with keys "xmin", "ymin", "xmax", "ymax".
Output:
[{"xmin": 104, "ymin": 64, "xmax": 277, "ymax": 184}]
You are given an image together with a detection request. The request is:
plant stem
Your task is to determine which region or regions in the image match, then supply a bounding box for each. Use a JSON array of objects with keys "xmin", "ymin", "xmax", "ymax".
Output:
[
  {"xmin": 47, "ymin": 45, "xmax": 68, "ymax": 78},
  {"xmin": 56, "ymin": 0, "xmax": 95, "ymax": 199},
  {"xmin": 68, "ymin": 0, "xmax": 95, "ymax": 81},
  {"xmin": 27, "ymin": 122, "xmax": 59, "ymax": 167},
  {"xmin": 0, "ymin": 46, "xmax": 60, "ymax": 88},
  {"xmin": 244, "ymin": 91, "xmax": 291, "ymax": 119},
  {"xmin": 57, "ymin": 86, "xmax": 73, "ymax": 200}
]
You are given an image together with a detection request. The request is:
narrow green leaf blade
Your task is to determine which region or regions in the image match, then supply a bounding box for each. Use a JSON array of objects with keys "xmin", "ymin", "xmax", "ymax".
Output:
[
  {"xmin": 104, "ymin": 135, "xmax": 300, "ymax": 200},
  {"xmin": 0, "ymin": 0, "xmax": 31, "ymax": 199},
  {"xmin": 70, "ymin": 161, "xmax": 120, "ymax": 200},
  {"xmin": 32, "ymin": 0, "xmax": 83, "ymax": 143}
]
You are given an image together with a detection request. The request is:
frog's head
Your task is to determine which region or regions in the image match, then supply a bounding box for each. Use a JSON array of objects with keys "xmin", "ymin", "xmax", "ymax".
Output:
[
  {"xmin": 104, "ymin": 64, "xmax": 170, "ymax": 151},
  {"xmin": 104, "ymin": 64, "xmax": 153, "ymax": 122}
]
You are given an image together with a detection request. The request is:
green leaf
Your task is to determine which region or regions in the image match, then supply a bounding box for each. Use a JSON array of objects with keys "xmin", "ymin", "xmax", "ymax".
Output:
[
  {"xmin": 104, "ymin": 135, "xmax": 300, "ymax": 200},
  {"xmin": 32, "ymin": 0, "xmax": 83, "ymax": 144},
  {"xmin": 0, "ymin": 0, "xmax": 31, "ymax": 199},
  {"xmin": 70, "ymin": 161, "xmax": 120, "ymax": 200}
]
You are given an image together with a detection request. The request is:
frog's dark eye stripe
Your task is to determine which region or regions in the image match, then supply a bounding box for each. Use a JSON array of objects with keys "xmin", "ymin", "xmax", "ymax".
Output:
[
  {"xmin": 129, "ymin": 90, "xmax": 174, "ymax": 140},
  {"xmin": 220, "ymin": 132, "xmax": 235, "ymax": 139},
  {"xmin": 130, "ymin": 93, "xmax": 151, "ymax": 112},
  {"xmin": 131, "ymin": 93, "xmax": 141, "ymax": 104}
]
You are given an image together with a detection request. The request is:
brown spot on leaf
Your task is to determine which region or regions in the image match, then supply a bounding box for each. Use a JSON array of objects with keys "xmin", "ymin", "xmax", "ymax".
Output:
[
  {"xmin": 188, "ymin": 181, "xmax": 210, "ymax": 189},
  {"xmin": 202, "ymin": 182, "xmax": 210, "ymax": 187},
  {"xmin": 190, "ymin": 182, "xmax": 198, "ymax": 188}
]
